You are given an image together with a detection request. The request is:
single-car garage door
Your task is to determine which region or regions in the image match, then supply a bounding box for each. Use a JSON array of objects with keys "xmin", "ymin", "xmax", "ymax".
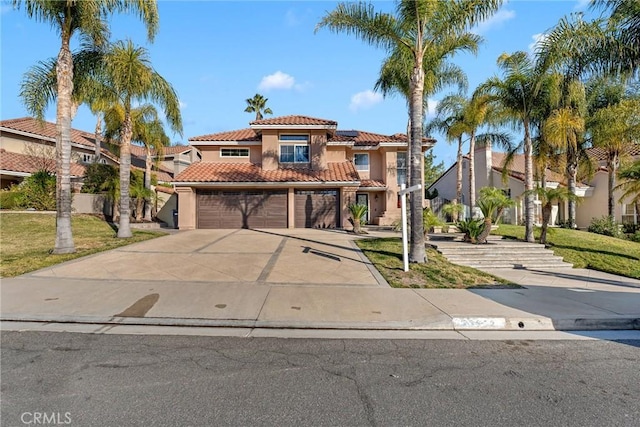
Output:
[
  {"xmin": 197, "ymin": 190, "xmax": 287, "ymax": 229},
  {"xmin": 294, "ymin": 189, "xmax": 339, "ymax": 229}
]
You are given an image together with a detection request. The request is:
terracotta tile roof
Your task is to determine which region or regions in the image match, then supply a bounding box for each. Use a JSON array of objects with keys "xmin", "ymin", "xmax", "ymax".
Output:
[
  {"xmin": 329, "ymin": 130, "xmax": 435, "ymax": 146},
  {"xmin": 0, "ymin": 148, "xmax": 86, "ymax": 177},
  {"xmin": 152, "ymin": 170, "xmax": 173, "ymax": 183},
  {"xmin": 250, "ymin": 115, "xmax": 337, "ymax": 126},
  {"xmin": 189, "ymin": 128, "xmax": 260, "ymax": 142},
  {"xmin": 155, "ymin": 185, "xmax": 175, "ymax": 194},
  {"xmin": 0, "ymin": 117, "xmax": 95, "ymax": 148},
  {"xmin": 359, "ymin": 179, "xmax": 386, "ymax": 188},
  {"xmin": 130, "ymin": 144, "xmax": 192, "ymax": 157},
  {"xmin": 174, "ymin": 161, "xmax": 359, "ymax": 184},
  {"xmin": 587, "ymin": 144, "xmax": 640, "ymax": 161},
  {"xmin": 491, "ymin": 152, "xmax": 566, "ymax": 184}
]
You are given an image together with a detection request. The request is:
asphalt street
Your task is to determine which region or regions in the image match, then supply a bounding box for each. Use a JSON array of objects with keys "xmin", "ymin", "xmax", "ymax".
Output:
[{"xmin": 2, "ymin": 331, "xmax": 639, "ymax": 427}]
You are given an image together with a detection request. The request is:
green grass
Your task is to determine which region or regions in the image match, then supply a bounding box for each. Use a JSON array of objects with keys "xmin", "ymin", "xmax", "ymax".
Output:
[
  {"xmin": 355, "ymin": 237, "xmax": 516, "ymax": 288},
  {"xmin": 0, "ymin": 212, "xmax": 167, "ymax": 278},
  {"xmin": 495, "ymin": 224, "xmax": 640, "ymax": 279}
]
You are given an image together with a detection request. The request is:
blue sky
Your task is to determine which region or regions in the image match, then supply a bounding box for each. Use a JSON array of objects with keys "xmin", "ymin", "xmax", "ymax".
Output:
[{"xmin": 1, "ymin": 0, "xmax": 599, "ymax": 166}]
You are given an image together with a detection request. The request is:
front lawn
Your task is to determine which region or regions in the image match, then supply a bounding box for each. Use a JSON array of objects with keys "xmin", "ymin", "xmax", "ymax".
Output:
[
  {"xmin": 495, "ymin": 224, "xmax": 640, "ymax": 279},
  {"xmin": 355, "ymin": 237, "xmax": 516, "ymax": 288},
  {"xmin": 0, "ymin": 212, "xmax": 167, "ymax": 278}
]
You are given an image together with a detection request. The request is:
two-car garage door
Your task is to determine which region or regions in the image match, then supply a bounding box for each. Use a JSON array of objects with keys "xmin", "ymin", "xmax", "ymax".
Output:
[{"xmin": 196, "ymin": 189, "xmax": 339, "ymax": 229}]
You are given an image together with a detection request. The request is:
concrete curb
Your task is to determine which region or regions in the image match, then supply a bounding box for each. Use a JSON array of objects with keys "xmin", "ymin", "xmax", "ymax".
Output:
[{"xmin": 3, "ymin": 314, "xmax": 639, "ymax": 331}]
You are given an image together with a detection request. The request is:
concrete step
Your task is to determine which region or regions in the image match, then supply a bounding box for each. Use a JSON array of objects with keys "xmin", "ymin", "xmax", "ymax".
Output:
[{"xmin": 461, "ymin": 262, "xmax": 574, "ymax": 269}]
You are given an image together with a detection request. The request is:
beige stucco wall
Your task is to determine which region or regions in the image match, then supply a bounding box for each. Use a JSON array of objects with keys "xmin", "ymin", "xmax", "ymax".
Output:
[
  {"xmin": 310, "ymin": 131, "xmax": 327, "ymax": 170},
  {"xmin": 156, "ymin": 192, "xmax": 177, "ymax": 228},
  {"xmin": 261, "ymin": 130, "xmax": 279, "ymax": 171},
  {"xmin": 326, "ymin": 147, "xmax": 346, "ymax": 162},
  {"xmin": 176, "ymin": 186, "xmax": 196, "ymax": 230},
  {"xmin": 197, "ymin": 146, "xmax": 258, "ymax": 164},
  {"xmin": 341, "ymin": 187, "xmax": 358, "ymax": 229},
  {"xmin": 577, "ymin": 171, "xmax": 610, "ymax": 228},
  {"xmin": 71, "ymin": 193, "xmax": 108, "ymax": 215}
]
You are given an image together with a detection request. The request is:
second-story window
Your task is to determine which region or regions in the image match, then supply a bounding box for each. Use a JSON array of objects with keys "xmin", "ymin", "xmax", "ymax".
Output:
[
  {"xmin": 221, "ymin": 148, "xmax": 249, "ymax": 158},
  {"xmin": 279, "ymin": 134, "xmax": 309, "ymax": 164},
  {"xmin": 397, "ymin": 152, "xmax": 407, "ymax": 185},
  {"xmin": 354, "ymin": 153, "xmax": 369, "ymax": 171}
]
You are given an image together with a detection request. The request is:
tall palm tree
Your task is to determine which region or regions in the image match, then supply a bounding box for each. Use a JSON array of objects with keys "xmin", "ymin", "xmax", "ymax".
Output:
[
  {"xmin": 589, "ymin": 96, "xmax": 640, "ymax": 216},
  {"xmin": 104, "ymin": 103, "xmax": 170, "ymax": 221},
  {"xmin": 479, "ymin": 52, "xmax": 545, "ymax": 242},
  {"xmin": 244, "ymin": 94, "xmax": 273, "ymax": 121},
  {"xmin": 317, "ymin": 0, "xmax": 502, "ymax": 263},
  {"xmin": 101, "ymin": 40, "xmax": 182, "ymax": 238},
  {"xmin": 426, "ymin": 95, "xmax": 467, "ymax": 221},
  {"xmin": 14, "ymin": 0, "xmax": 159, "ymax": 254}
]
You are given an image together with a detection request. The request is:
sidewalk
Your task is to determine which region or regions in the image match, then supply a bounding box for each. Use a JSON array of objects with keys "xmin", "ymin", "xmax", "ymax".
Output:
[{"xmin": 2, "ymin": 266, "xmax": 639, "ymax": 332}]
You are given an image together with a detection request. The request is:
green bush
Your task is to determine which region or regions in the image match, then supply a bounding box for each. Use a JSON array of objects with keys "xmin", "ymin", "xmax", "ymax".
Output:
[
  {"xmin": 630, "ymin": 231, "xmax": 640, "ymax": 243},
  {"xmin": 82, "ymin": 163, "xmax": 118, "ymax": 194},
  {"xmin": 588, "ymin": 216, "xmax": 623, "ymax": 238},
  {"xmin": 456, "ymin": 218, "xmax": 485, "ymax": 243},
  {"xmin": 0, "ymin": 187, "xmax": 21, "ymax": 209},
  {"xmin": 14, "ymin": 171, "xmax": 57, "ymax": 211},
  {"xmin": 423, "ymin": 208, "xmax": 443, "ymax": 232}
]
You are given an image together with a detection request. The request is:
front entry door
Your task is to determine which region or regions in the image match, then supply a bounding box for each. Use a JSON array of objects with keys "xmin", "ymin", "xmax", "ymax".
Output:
[{"xmin": 356, "ymin": 193, "xmax": 369, "ymax": 222}]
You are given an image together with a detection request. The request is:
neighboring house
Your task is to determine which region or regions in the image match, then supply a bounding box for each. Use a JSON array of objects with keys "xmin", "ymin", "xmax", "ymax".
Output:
[
  {"xmin": 428, "ymin": 141, "xmax": 640, "ymax": 228},
  {"xmin": 0, "ymin": 117, "xmax": 198, "ymax": 187},
  {"xmin": 173, "ymin": 115, "xmax": 435, "ymax": 230},
  {"xmin": 0, "ymin": 117, "xmax": 116, "ymax": 189}
]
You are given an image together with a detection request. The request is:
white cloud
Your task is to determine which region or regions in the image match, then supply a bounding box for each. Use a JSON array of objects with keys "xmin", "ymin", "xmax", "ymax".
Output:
[
  {"xmin": 574, "ymin": 0, "xmax": 591, "ymax": 11},
  {"xmin": 528, "ymin": 33, "xmax": 548, "ymax": 53},
  {"xmin": 179, "ymin": 100, "xmax": 187, "ymax": 110},
  {"xmin": 473, "ymin": 8, "xmax": 515, "ymax": 34},
  {"xmin": 258, "ymin": 71, "xmax": 296, "ymax": 91},
  {"xmin": 349, "ymin": 90, "xmax": 382, "ymax": 112}
]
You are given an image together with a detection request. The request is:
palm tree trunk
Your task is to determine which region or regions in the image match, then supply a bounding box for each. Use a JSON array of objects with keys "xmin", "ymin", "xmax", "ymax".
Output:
[
  {"xmin": 468, "ymin": 130, "xmax": 476, "ymax": 218},
  {"xmin": 117, "ymin": 114, "xmax": 134, "ymax": 238},
  {"xmin": 454, "ymin": 136, "xmax": 463, "ymax": 222},
  {"xmin": 53, "ymin": 33, "xmax": 75, "ymax": 254},
  {"xmin": 144, "ymin": 146, "xmax": 152, "ymax": 221},
  {"xmin": 523, "ymin": 118, "xmax": 535, "ymax": 243},
  {"xmin": 477, "ymin": 218, "xmax": 492, "ymax": 244},
  {"xmin": 94, "ymin": 115, "xmax": 102, "ymax": 163},
  {"xmin": 408, "ymin": 65, "xmax": 426, "ymax": 263},
  {"xmin": 608, "ymin": 152, "xmax": 618, "ymax": 217},
  {"xmin": 567, "ymin": 162, "xmax": 577, "ymax": 227},
  {"xmin": 540, "ymin": 202, "xmax": 552, "ymax": 244}
]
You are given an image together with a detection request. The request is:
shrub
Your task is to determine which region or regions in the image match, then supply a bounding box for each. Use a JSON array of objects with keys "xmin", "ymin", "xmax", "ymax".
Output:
[
  {"xmin": 456, "ymin": 218, "xmax": 485, "ymax": 243},
  {"xmin": 0, "ymin": 186, "xmax": 21, "ymax": 209},
  {"xmin": 622, "ymin": 223, "xmax": 639, "ymax": 234},
  {"xmin": 82, "ymin": 163, "xmax": 118, "ymax": 194},
  {"xmin": 629, "ymin": 231, "xmax": 640, "ymax": 243},
  {"xmin": 423, "ymin": 208, "xmax": 443, "ymax": 233},
  {"xmin": 588, "ymin": 216, "xmax": 623, "ymax": 238},
  {"xmin": 13, "ymin": 171, "xmax": 57, "ymax": 211}
]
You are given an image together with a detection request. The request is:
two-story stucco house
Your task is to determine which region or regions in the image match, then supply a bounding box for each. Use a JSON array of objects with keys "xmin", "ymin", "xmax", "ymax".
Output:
[{"xmin": 173, "ymin": 115, "xmax": 436, "ymax": 230}]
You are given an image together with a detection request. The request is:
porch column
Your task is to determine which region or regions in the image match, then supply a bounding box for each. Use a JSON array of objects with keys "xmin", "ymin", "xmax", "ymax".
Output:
[{"xmin": 287, "ymin": 188, "xmax": 295, "ymax": 228}]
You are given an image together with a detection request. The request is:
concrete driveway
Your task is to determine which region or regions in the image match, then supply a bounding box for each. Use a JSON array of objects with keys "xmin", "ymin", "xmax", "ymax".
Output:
[{"xmin": 29, "ymin": 229, "xmax": 388, "ymax": 288}]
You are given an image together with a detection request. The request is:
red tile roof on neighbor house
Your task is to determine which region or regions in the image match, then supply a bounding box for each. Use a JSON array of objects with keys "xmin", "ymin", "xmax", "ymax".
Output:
[
  {"xmin": 491, "ymin": 152, "xmax": 567, "ymax": 184},
  {"xmin": 129, "ymin": 144, "xmax": 192, "ymax": 157},
  {"xmin": 587, "ymin": 144, "xmax": 640, "ymax": 162},
  {"xmin": 174, "ymin": 161, "xmax": 360, "ymax": 184},
  {"xmin": 0, "ymin": 149, "xmax": 86, "ymax": 177},
  {"xmin": 0, "ymin": 117, "xmax": 96, "ymax": 148},
  {"xmin": 250, "ymin": 115, "xmax": 338, "ymax": 127}
]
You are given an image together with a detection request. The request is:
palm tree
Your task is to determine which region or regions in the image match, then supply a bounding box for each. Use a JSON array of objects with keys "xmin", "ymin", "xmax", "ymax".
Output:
[
  {"xmin": 104, "ymin": 103, "xmax": 170, "ymax": 221},
  {"xmin": 426, "ymin": 95, "xmax": 467, "ymax": 221},
  {"xmin": 244, "ymin": 94, "xmax": 273, "ymax": 121},
  {"xmin": 586, "ymin": 77, "xmax": 640, "ymax": 216},
  {"xmin": 14, "ymin": 0, "xmax": 159, "ymax": 254},
  {"xmin": 615, "ymin": 159, "xmax": 640, "ymax": 224},
  {"xmin": 317, "ymin": 0, "xmax": 502, "ymax": 263},
  {"xmin": 479, "ymin": 52, "xmax": 545, "ymax": 242},
  {"xmin": 528, "ymin": 186, "xmax": 578, "ymax": 244},
  {"xmin": 101, "ymin": 40, "xmax": 182, "ymax": 238}
]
